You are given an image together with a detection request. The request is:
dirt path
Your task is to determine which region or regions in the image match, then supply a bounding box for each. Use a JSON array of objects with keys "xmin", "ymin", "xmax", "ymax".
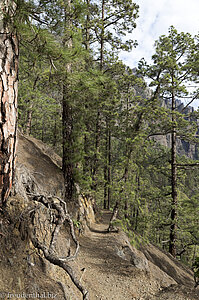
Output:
[
  {"xmin": 77, "ymin": 211, "xmax": 159, "ymax": 300},
  {"xmin": 76, "ymin": 211, "xmax": 199, "ymax": 300}
]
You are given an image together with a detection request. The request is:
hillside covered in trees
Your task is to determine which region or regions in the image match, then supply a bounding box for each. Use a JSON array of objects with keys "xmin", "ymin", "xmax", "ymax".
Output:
[{"xmin": 0, "ymin": 0, "xmax": 199, "ymax": 299}]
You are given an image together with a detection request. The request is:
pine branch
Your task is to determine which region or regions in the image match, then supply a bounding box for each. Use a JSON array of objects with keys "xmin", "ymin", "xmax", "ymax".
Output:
[{"xmin": 181, "ymin": 91, "xmax": 199, "ymax": 112}]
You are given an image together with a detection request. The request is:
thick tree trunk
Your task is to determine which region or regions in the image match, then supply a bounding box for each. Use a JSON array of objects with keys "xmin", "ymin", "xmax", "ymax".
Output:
[
  {"xmin": 0, "ymin": 0, "xmax": 18, "ymax": 205},
  {"xmin": 169, "ymin": 79, "xmax": 177, "ymax": 258}
]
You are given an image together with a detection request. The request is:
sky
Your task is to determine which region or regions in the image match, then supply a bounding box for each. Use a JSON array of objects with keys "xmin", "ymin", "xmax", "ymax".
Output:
[
  {"xmin": 119, "ymin": 0, "xmax": 199, "ymax": 108},
  {"xmin": 120, "ymin": 0, "xmax": 199, "ymax": 67}
]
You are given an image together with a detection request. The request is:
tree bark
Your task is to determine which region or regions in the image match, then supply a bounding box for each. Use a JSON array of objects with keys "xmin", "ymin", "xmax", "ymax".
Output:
[{"xmin": 0, "ymin": 0, "xmax": 18, "ymax": 205}]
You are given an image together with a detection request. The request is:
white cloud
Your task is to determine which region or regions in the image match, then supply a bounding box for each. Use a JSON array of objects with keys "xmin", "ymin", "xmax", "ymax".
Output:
[
  {"xmin": 119, "ymin": 0, "xmax": 199, "ymax": 108},
  {"xmin": 119, "ymin": 0, "xmax": 199, "ymax": 67}
]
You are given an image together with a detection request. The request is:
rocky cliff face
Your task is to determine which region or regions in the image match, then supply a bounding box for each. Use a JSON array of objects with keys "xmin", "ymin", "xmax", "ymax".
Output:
[
  {"xmin": 154, "ymin": 99, "xmax": 198, "ymax": 160},
  {"xmin": 132, "ymin": 68, "xmax": 198, "ymax": 160},
  {"xmin": 153, "ymin": 133, "xmax": 198, "ymax": 159}
]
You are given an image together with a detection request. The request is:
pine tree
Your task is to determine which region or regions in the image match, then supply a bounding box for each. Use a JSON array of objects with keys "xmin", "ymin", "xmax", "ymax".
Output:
[{"xmin": 139, "ymin": 26, "xmax": 198, "ymax": 257}]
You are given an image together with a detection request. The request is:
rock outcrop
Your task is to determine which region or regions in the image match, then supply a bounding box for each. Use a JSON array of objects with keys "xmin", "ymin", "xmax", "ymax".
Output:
[{"xmin": 153, "ymin": 99, "xmax": 199, "ymax": 159}]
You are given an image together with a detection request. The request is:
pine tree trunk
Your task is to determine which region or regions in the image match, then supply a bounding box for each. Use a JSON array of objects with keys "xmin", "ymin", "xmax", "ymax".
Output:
[
  {"xmin": 124, "ymin": 166, "xmax": 128, "ymax": 219},
  {"xmin": 83, "ymin": 122, "xmax": 90, "ymax": 176},
  {"xmin": 26, "ymin": 78, "xmax": 38, "ymax": 136},
  {"xmin": 107, "ymin": 127, "xmax": 111, "ymax": 210},
  {"xmin": 85, "ymin": 0, "xmax": 90, "ymax": 51},
  {"xmin": 62, "ymin": 82, "xmax": 75, "ymax": 202},
  {"xmin": 134, "ymin": 174, "xmax": 140, "ymax": 231},
  {"xmin": 123, "ymin": 145, "xmax": 132, "ymax": 219},
  {"xmin": 0, "ymin": 0, "xmax": 18, "ymax": 205},
  {"xmin": 169, "ymin": 79, "xmax": 177, "ymax": 258},
  {"xmin": 92, "ymin": 0, "xmax": 105, "ymax": 197},
  {"xmin": 103, "ymin": 123, "xmax": 108, "ymax": 209},
  {"xmin": 41, "ymin": 118, "xmax": 45, "ymax": 142},
  {"xmin": 100, "ymin": 0, "xmax": 105, "ymax": 70},
  {"xmin": 103, "ymin": 122, "xmax": 111, "ymax": 209},
  {"xmin": 134, "ymin": 208, "xmax": 139, "ymax": 231},
  {"xmin": 92, "ymin": 111, "xmax": 100, "ymax": 191},
  {"xmin": 26, "ymin": 103, "xmax": 32, "ymax": 135},
  {"xmin": 62, "ymin": 0, "xmax": 75, "ymax": 203},
  {"xmin": 103, "ymin": 164, "xmax": 107, "ymax": 209},
  {"xmin": 53, "ymin": 116, "xmax": 57, "ymax": 147}
]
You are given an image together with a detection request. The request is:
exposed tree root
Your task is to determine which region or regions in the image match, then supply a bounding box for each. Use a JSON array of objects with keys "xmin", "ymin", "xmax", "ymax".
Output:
[
  {"xmin": 25, "ymin": 193, "xmax": 89, "ymax": 300},
  {"xmin": 57, "ymin": 281, "xmax": 68, "ymax": 300}
]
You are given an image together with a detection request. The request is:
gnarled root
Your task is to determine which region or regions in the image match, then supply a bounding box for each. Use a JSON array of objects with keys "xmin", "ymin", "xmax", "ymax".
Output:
[{"xmin": 26, "ymin": 193, "xmax": 89, "ymax": 300}]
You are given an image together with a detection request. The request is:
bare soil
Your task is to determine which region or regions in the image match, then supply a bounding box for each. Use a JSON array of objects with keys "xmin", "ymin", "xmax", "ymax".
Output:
[{"xmin": 77, "ymin": 211, "xmax": 199, "ymax": 300}]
